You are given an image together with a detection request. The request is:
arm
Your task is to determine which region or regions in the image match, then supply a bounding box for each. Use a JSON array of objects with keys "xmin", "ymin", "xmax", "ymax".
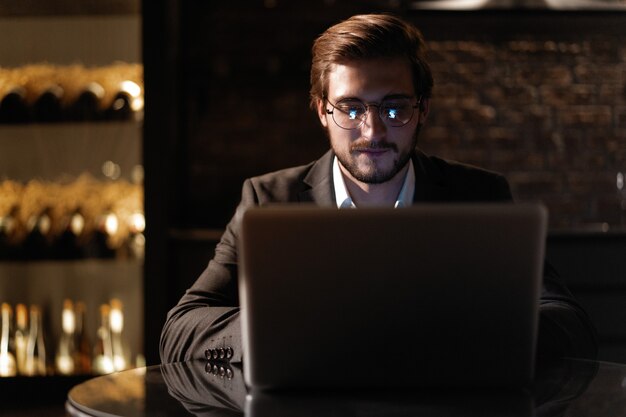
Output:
[
  {"xmin": 159, "ymin": 180, "xmax": 258, "ymax": 364},
  {"xmin": 477, "ymin": 168, "xmax": 598, "ymax": 361},
  {"xmin": 488, "ymin": 170, "xmax": 598, "ymax": 360},
  {"xmin": 536, "ymin": 261, "xmax": 598, "ymax": 361}
]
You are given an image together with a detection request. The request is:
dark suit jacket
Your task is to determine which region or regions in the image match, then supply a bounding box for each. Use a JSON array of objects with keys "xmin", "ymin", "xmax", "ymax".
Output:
[{"xmin": 160, "ymin": 149, "xmax": 597, "ymax": 365}]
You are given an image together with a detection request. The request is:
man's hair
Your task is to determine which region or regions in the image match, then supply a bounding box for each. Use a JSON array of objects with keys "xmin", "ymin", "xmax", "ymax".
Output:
[{"xmin": 309, "ymin": 13, "xmax": 434, "ymax": 110}]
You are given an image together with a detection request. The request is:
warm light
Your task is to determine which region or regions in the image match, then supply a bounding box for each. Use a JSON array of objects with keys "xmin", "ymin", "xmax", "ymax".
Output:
[
  {"xmin": 62, "ymin": 308, "xmax": 75, "ymax": 334},
  {"xmin": 0, "ymin": 354, "xmax": 16, "ymax": 377},
  {"xmin": 120, "ymin": 80, "xmax": 143, "ymax": 111},
  {"xmin": 109, "ymin": 300, "xmax": 124, "ymax": 333},
  {"xmin": 129, "ymin": 212, "xmax": 145, "ymax": 233},
  {"xmin": 71, "ymin": 212, "xmax": 85, "ymax": 235},
  {"xmin": 94, "ymin": 355, "xmax": 115, "ymax": 374},
  {"xmin": 102, "ymin": 160, "xmax": 121, "ymax": 180},
  {"xmin": 104, "ymin": 213, "xmax": 119, "ymax": 236},
  {"xmin": 56, "ymin": 355, "xmax": 74, "ymax": 375}
]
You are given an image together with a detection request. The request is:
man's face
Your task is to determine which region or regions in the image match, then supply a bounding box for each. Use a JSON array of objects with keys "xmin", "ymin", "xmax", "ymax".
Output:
[{"xmin": 317, "ymin": 57, "xmax": 428, "ymax": 184}]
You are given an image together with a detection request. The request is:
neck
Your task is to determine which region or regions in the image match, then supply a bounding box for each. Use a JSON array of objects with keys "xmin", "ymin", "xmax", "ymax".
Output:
[{"xmin": 339, "ymin": 163, "xmax": 410, "ymax": 207}]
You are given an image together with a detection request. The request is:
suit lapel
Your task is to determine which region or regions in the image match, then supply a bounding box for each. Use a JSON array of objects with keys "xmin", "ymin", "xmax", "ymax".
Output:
[
  {"xmin": 412, "ymin": 149, "xmax": 449, "ymax": 203},
  {"xmin": 299, "ymin": 150, "xmax": 335, "ymax": 206}
]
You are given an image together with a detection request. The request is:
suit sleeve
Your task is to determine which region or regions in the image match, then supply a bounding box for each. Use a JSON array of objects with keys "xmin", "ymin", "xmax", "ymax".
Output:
[
  {"xmin": 536, "ymin": 262, "xmax": 598, "ymax": 361},
  {"xmin": 159, "ymin": 180, "xmax": 258, "ymax": 364},
  {"xmin": 486, "ymin": 171, "xmax": 598, "ymax": 360}
]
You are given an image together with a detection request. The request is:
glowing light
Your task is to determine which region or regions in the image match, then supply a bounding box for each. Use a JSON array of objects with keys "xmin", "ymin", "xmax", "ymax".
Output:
[{"xmin": 104, "ymin": 213, "xmax": 119, "ymax": 236}]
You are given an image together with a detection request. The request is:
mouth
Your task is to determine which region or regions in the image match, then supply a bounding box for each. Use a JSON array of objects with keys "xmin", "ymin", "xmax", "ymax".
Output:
[
  {"xmin": 353, "ymin": 148, "xmax": 389, "ymax": 156},
  {"xmin": 350, "ymin": 141, "xmax": 398, "ymax": 155}
]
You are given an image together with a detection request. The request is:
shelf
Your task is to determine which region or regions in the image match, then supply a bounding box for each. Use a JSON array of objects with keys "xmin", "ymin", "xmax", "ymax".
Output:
[
  {"xmin": 0, "ymin": 121, "xmax": 141, "ymax": 183},
  {"xmin": 0, "ymin": 259, "xmax": 143, "ymax": 365}
]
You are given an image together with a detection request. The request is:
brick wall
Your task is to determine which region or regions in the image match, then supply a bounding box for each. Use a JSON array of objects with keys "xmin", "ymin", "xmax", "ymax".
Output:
[
  {"xmin": 176, "ymin": 4, "xmax": 626, "ymax": 231},
  {"xmin": 420, "ymin": 27, "xmax": 626, "ymax": 230}
]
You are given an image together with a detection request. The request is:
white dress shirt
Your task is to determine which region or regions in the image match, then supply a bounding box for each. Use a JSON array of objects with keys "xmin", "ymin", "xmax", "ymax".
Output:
[{"xmin": 332, "ymin": 156, "xmax": 415, "ymax": 209}]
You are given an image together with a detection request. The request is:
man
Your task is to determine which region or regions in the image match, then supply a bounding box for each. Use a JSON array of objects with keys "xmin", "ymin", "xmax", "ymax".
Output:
[{"xmin": 160, "ymin": 13, "xmax": 597, "ymax": 365}]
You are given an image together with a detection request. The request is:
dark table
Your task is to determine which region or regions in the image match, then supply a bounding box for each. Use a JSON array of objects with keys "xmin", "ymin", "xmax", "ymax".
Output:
[{"xmin": 67, "ymin": 358, "xmax": 625, "ymax": 416}]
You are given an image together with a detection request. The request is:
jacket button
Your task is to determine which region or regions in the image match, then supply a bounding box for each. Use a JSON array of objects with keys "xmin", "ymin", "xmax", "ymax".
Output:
[
  {"xmin": 218, "ymin": 348, "xmax": 225, "ymax": 359},
  {"xmin": 225, "ymin": 347, "xmax": 233, "ymax": 359},
  {"xmin": 212, "ymin": 349, "xmax": 219, "ymax": 360},
  {"xmin": 204, "ymin": 349, "xmax": 211, "ymax": 360}
]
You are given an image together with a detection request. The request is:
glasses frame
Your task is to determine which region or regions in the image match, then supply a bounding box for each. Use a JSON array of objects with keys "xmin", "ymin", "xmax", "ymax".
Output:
[{"xmin": 324, "ymin": 95, "xmax": 422, "ymax": 130}]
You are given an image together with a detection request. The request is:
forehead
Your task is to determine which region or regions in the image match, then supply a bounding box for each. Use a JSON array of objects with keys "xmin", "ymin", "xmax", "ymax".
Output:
[{"xmin": 326, "ymin": 57, "xmax": 414, "ymax": 101}]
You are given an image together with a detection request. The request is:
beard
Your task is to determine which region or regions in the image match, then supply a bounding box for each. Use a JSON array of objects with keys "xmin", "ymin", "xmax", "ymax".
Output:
[{"xmin": 333, "ymin": 126, "xmax": 420, "ymax": 184}]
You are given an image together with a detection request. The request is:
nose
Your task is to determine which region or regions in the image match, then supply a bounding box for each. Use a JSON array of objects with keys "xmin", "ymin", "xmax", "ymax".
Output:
[{"xmin": 361, "ymin": 105, "xmax": 387, "ymax": 141}]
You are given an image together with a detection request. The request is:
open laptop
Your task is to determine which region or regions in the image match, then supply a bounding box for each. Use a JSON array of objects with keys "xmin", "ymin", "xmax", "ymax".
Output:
[{"xmin": 238, "ymin": 203, "xmax": 547, "ymax": 391}]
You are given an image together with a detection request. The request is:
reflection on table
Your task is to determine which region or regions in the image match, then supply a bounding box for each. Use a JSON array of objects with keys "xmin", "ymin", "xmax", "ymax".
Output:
[{"xmin": 67, "ymin": 358, "xmax": 625, "ymax": 417}]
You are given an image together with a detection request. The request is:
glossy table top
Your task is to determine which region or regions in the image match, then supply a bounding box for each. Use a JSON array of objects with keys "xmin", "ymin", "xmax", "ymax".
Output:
[{"xmin": 67, "ymin": 358, "xmax": 626, "ymax": 417}]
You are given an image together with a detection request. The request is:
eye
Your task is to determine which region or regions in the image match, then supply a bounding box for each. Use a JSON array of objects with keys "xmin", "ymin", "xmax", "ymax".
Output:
[
  {"xmin": 336, "ymin": 101, "xmax": 366, "ymax": 120},
  {"xmin": 382, "ymin": 100, "xmax": 411, "ymax": 120}
]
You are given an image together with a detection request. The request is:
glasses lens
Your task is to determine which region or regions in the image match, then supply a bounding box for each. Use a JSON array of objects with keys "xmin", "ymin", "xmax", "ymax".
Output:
[
  {"xmin": 333, "ymin": 100, "xmax": 367, "ymax": 129},
  {"xmin": 380, "ymin": 99, "xmax": 415, "ymax": 127}
]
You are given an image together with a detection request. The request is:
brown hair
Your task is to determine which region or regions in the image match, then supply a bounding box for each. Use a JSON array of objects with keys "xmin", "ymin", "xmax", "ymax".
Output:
[{"xmin": 309, "ymin": 14, "xmax": 433, "ymax": 110}]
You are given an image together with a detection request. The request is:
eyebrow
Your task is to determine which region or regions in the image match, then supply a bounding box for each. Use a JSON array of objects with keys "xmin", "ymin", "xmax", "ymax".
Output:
[{"xmin": 334, "ymin": 93, "xmax": 415, "ymax": 102}]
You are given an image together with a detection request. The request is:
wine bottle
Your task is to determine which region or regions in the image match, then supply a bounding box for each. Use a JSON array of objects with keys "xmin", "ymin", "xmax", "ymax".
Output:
[
  {"xmin": 0, "ymin": 303, "xmax": 17, "ymax": 377},
  {"xmin": 109, "ymin": 299, "xmax": 128, "ymax": 371},
  {"xmin": 105, "ymin": 80, "xmax": 142, "ymax": 121},
  {"xmin": 0, "ymin": 86, "xmax": 30, "ymax": 123},
  {"xmin": 23, "ymin": 207, "xmax": 52, "ymax": 260},
  {"xmin": 126, "ymin": 211, "xmax": 146, "ymax": 260},
  {"xmin": 33, "ymin": 84, "xmax": 64, "ymax": 123},
  {"xmin": 85, "ymin": 210, "xmax": 117, "ymax": 259},
  {"xmin": 74, "ymin": 301, "xmax": 92, "ymax": 374},
  {"xmin": 93, "ymin": 304, "xmax": 114, "ymax": 375},
  {"xmin": 0, "ymin": 205, "xmax": 21, "ymax": 260},
  {"xmin": 14, "ymin": 303, "xmax": 28, "ymax": 375},
  {"xmin": 55, "ymin": 299, "xmax": 76, "ymax": 375},
  {"xmin": 55, "ymin": 208, "xmax": 85, "ymax": 260},
  {"xmin": 69, "ymin": 82, "xmax": 105, "ymax": 121},
  {"xmin": 24, "ymin": 305, "xmax": 47, "ymax": 376}
]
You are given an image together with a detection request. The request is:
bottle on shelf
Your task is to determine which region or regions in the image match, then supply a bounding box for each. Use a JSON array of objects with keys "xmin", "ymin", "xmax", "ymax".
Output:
[
  {"xmin": 74, "ymin": 301, "xmax": 92, "ymax": 375},
  {"xmin": 55, "ymin": 299, "xmax": 77, "ymax": 375},
  {"xmin": 0, "ymin": 303, "xmax": 17, "ymax": 377},
  {"xmin": 54, "ymin": 208, "xmax": 86, "ymax": 260},
  {"xmin": 0, "ymin": 205, "xmax": 22, "ymax": 260},
  {"xmin": 14, "ymin": 303, "xmax": 28, "ymax": 375},
  {"xmin": 109, "ymin": 299, "xmax": 128, "ymax": 372},
  {"xmin": 23, "ymin": 207, "xmax": 53, "ymax": 260},
  {"xmin": 32, "ymin": 84, "xmax": 64, "ymax": 123},
  {"xmin": 93, "ymin": 304, "xmax": 114, "ymax": 375},
  {"xmin": 105, "ymin": 80, "xmax": 142, "ymax": 121},
  {"xmin": 0, "ymin": 85, "xmax": 30, "ymax": 123},
  {"xmin": 24, "ymin": 305, "xmax": 47, "ymax": 376},
  {"xmin": 69, "ymin": 81, "xmax": 105, "ymax": 121},
  {"xmin": 85, "ymin": 209, "xmax": 118, "ymax": 259},
  {"xmin": 125, "ymin": 211, "xmax": 146, "ymax": 260}
]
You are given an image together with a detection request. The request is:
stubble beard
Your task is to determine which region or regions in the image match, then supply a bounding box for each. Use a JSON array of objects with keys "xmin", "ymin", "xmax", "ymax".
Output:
[{"xmin": 331, "ymin": 126, "xmax": 421, "ymax": 185}]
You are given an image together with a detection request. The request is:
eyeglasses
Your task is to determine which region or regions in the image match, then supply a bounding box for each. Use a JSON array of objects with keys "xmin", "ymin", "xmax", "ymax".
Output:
[{"xmin": 325, "ymin": 96, "xmax": 421, "ymax": 130}]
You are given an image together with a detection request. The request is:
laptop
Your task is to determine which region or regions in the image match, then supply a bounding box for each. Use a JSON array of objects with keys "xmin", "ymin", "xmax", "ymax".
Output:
[{"xmin": 238, "ymin": 203, "xmax": 547, "ymax": 391}]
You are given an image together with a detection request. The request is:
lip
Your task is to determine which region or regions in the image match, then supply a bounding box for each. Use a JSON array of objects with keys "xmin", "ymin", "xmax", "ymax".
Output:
[{"xmin": 353, "ymin": 148, "xmax": 390, "ymax": 155}]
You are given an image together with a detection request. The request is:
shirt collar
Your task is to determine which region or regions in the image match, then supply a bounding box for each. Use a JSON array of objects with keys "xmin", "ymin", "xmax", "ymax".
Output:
[{"xmin": 332, "ymin": 156, "xmax": 415, "ymax": 209}]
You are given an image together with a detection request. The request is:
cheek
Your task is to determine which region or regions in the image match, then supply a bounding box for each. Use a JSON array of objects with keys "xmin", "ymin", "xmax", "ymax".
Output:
[{"xmin": 329, "ymin": 129, "xmax": 362, "ymax": 152}]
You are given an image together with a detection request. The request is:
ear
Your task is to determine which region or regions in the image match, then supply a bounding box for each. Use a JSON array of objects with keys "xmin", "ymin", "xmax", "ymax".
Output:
[
  {"xmin": 316, "ymin": 98, "xmax": 329, "ymax": 128},
  {"xmin": 418, "ymin": 98, "xmax": 430, "ymax": 124}
]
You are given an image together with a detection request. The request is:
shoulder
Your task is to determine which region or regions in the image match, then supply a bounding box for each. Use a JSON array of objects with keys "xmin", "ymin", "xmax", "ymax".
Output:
[
  {"xmin": 414, "ymin": 150, "xmax": 512, "ymax": 201},
  {"xmin": 243, "ymin": 161, "xmax": 315, "ymax": 202},
  {"xmin": 429, "ymin": 153, "xmax": 504, "ymax": 181}
]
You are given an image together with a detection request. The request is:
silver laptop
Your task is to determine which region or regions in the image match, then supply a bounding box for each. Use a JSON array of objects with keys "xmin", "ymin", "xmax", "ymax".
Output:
[{"xmin": 238, "ymin": 203, "xmax": 547, "ymax": 391}]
